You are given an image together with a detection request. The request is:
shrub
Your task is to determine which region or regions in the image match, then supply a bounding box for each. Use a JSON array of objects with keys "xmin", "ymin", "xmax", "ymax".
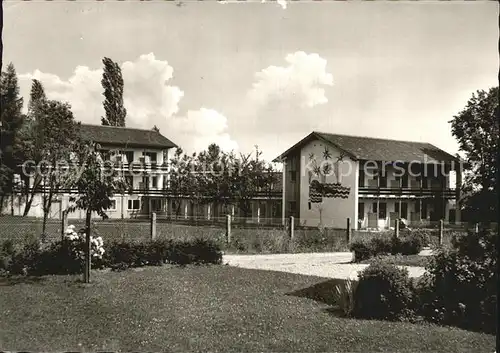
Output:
[
  {"xmin": 353, "ymin": 261, "xmax": 414, "ymax": 321},
  {"xmin": 9, "ymin": 239, "xmax": 43, "ymax": 275},
  {"xmin": 104, "ymin": 241, "xmax": 146, "ymax": 268},
  {"xmin": 393, "ymin": 233, "xmax": 425, "ymax": 255},
  {"xmin": 0, "ymin": 240, "xmax": 16, "ymax": 271},
  {"xmin": 104, "ymin": 238, "xmax": 223, "ymax": 267},
  {"xmin": 369, "ymin": 237, "xmax": 393, "ymax": 255},
  {"xmin": 418, "ymin": 229, "xmax": 497, "ymax": 334},
  {"xmin": 167, "ymin": 238, "xmax": 223, "ymax": 265},
  {"xmin": 350, "ymin": 240, "xmax": 372, "ymax": 262}
]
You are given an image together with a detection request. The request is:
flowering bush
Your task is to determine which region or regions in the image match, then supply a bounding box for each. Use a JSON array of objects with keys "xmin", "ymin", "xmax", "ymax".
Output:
[{"xmin": 64, "ymin": 225, "xmax": 105, "ymax": 260}]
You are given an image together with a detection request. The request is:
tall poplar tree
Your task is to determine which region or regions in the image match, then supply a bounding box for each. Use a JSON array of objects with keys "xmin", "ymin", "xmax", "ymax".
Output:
[{"xmin": 101, "ymin": 57, "xmax": 127, "ymax": 127}]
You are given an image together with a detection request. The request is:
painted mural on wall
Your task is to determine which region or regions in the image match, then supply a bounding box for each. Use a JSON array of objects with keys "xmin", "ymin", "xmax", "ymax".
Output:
[{"xmin": 307, "ymin": 146, "xmax": 351, "ymax": 225}]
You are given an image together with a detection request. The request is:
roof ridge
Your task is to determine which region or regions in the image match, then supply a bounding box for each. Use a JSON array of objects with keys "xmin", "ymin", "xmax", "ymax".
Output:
[
  {"xmin": 79, "ymin": 123, "xmax": 160, "ymax": 133},
  {"xmin": 313, "ymin": 130, "xmax": 431, "ymax": 145}
]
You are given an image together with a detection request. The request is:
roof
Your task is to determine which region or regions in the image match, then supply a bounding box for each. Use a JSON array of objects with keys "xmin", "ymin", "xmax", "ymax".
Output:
[
  {"xmin": 274, "ymin": 131, "xmax": 459, "ymax": 164},
  {"xmin": 78, "ymin": 124, "xmax": 177, "ymax": 149}
]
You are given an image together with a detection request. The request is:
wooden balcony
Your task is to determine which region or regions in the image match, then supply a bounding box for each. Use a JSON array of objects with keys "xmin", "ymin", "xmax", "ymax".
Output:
[{"xmin": 358, "ymin": 186, "xmax": 456, "ymax": 199}]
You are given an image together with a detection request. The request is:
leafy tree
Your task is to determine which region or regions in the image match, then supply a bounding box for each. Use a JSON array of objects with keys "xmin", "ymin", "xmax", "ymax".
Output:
[
  {"xmin": 167, "ymin": 144, "xmax": 278, "ymax": 221},
  {"xmin": 195, "ymin": 144, "xmax": 233, "ymax": 218},
  {"xmin": 228, "ymin": 149, "xmax": 279, "ymax": 220},
  {"xmin": 194, "ymin": 144, "xmax": 278, "ymax": 220},
  {"xmin": 68, "ymin": 141, "xmax": 126, "ymax": 283},
  {"xmin": 0, "ymin": 63, "xmax": 25, "ymax": 214},
  {"xmin": 20, "ymin": 85, "xmax": 79, "ymax": 226},
  {"xmin": 450, "ymin": 86, "xmax": 499, "ymax": 222},
  {"xmin": 168, "ymin": 148, "xmax": 198, "ymax": 219},
  {"xmin": 17, "ymin": 80, "xmax": 48, "ymax": 215},
  {"xmin": 100, "ymin": 57, "xmax": 126, "ymax": 127},
  {"xmin": 37, "ymin": 101, "xmax": 80, "ymax": 236},
  {"xmin": 27, "ymin": 79, "xmax": 46, "ymax": 117}
]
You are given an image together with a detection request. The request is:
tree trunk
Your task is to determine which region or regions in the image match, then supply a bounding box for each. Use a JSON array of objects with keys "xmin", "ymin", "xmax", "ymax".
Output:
[
  {"xmin": 0, "ymin": 194, "xmax": 4, "ymax": 215},
  {"xmin": 42, "ymin": 182, "xmax": 57, "ymax": 239},
  {"xmin": 83, "ymin": 209, "xmax": 92, "ymax": 283},
  {"xmin": 42, "ymin": 198, "xmax": 49, "ymax": 240},
  {"xmin": 23, "ymin": 175, "xmax": 41, "ymax": 216}
]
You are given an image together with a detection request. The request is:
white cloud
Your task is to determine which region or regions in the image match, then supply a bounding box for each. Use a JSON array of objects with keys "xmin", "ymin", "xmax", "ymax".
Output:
[
  {"xmin": 248, "ymin": 51, "xmax": 333, "ymax": 108},
  {"xmin": 171, "ymin": 108, "xmax": 238, "ymax": 153},
  {"xmin": 277, "ymin": 0, "xmax": 287, "ymax": 10},
  {"xmin": 19, "ymin": 53, "xmax": 235, "ymax": 153}
]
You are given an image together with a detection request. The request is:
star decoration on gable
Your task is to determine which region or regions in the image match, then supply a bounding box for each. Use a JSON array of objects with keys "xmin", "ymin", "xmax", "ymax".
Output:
[
  {"xmin": 322, "ymin": 147, "xmax": 332, "ymax": 160},
  {"xmin": 308, "ymin": 153, "xmax": 315, "ymax": 161}
]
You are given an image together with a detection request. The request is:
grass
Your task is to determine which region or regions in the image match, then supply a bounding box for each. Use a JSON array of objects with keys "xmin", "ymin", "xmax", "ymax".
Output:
[
  {"xmin": 359, "ymin": 254, "xmax": 431, "ymax": 267},
  {"xmin": 0, "ymin": 266, "xmax": 495, "ymax": 352}
]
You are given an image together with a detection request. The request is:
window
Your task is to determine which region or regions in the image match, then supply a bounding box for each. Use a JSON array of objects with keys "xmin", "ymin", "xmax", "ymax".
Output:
[
  {"xmin": 422, "ymin": 177, "xmax": 428, "ymax": 189},
  {"xmin": 422, "ymin": 201, "xmax": 428, "ymax": 218},
  {"xmin": 289, "ymin": 201, "xmax": 297, "ymax": 212},
  {"xmin": 108, "ymin": 199, "xmax": 116, "ymax": 210},
  {"xmin": 372, "ymin": 202, "xmax": 378, "ymax": 213},
  {"xmin": 401, "ymin": 202, "xmax": 408, "ymax": 219},
  {"xmin": 124, "ymin": 151, "xmax": 134, "ymax": 164},
  {"xmin": 402, "ymin": 174, "xmax": 409, "ymax": 188},
  {"xmin": 289, "ymin": 171, "xmax": 296, "ymax": 183},
  {"xmin": 415, "ymin": 201, "xmax": 421, "ymax": 213},
  {"xmin": 143, "ymin": 151, "xmax": 157, "ymax": 163},
  {"xmin": 379, "ymin": 176, "xmax": 387, "ymax": 188},
  {"xmin": 128, "ymin": 199, "xmax": 140, "ymax": 210},
  {"xmin": 394, "ymin": 203, "xmax": 400, "ymax": 214},
  {"xmin": 358, "ymin": 169, "xmax": 365, "ymax": 187},
  {"xmin": 308, "ymin": 202, "xmax": 311, "ymax": 210},
  {"xmin": 152, "ymin": 176, "xmax": 158, "ymax": 188},
  {"xmin": 378, "ymin": 202, "xmax": 387, "ymax": 219},
  {"xmin": 358, "ymin": 202, "xmax": 364, "ymax": 220},
  {"xmin": 142, "ymin": 176, "xmax": 150, "ymax": 189}
]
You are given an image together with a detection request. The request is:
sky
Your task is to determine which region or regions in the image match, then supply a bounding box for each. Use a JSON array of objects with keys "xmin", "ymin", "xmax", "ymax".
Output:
[{"xmin": 3, "ymin": 1, "xmax": 498, "ymax": 161}]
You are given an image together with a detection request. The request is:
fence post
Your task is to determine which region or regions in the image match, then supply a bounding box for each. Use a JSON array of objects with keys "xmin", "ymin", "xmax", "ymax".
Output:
[
  {"xmin": 438, "ymin": 219, "xmax": 444, "ymax": 245},
  {"xmin": 394, "ymin": 218, "xmax": 400, "ymax": 238},
  {"xmin": 61, "ymin": 210, "xmax": 68, "ymax": 241},
  {"xmin": 226, "ymin": 214, "xmax": 231, "ymax": 243},
  {"xmin": 346, "ymin": 217, "xmax": 351, "ymax": 244},
  {"xmin": 289, "ymin": 216, "xmax": 294, "ymax": 240},
  {"xmin": 151, "ymin": 212, "xmax": 157, "ymax": 240}
]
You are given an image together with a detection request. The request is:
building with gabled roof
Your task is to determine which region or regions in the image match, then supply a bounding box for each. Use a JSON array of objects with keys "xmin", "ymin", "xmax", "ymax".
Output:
[{"xmin": 274, "ymin": 131, "xmax": 462, "ymax": 230}]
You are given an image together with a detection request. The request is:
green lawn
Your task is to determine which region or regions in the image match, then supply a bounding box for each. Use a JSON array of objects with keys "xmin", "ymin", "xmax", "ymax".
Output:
[{"xmin": 0, "ymin": 266, "xmax": 494, "ymax": 352}]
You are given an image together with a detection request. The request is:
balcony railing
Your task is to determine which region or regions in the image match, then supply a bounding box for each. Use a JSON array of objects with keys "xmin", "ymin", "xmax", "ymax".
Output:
[
  {"xmin": 9, "ymin": 186, "xmax": 283, "ymax": 198},
  {"xmin": 359, "ymin": 185, "xmax": 456, "ymax": 199},
  {"xmin": 112, "ymin": 161, "xmax": 169, "ymax": 172}
]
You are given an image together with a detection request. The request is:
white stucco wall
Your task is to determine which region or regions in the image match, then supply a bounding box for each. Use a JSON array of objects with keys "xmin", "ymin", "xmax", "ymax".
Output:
[{"xmin": 298, "ymin": 139, "xmax": 359, "ymax": 229}]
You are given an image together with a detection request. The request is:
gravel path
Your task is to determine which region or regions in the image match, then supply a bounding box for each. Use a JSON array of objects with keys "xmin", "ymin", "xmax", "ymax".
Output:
[{"xmin": 223, "ymin": 252, "xmax": 427, "ymax": 280}]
